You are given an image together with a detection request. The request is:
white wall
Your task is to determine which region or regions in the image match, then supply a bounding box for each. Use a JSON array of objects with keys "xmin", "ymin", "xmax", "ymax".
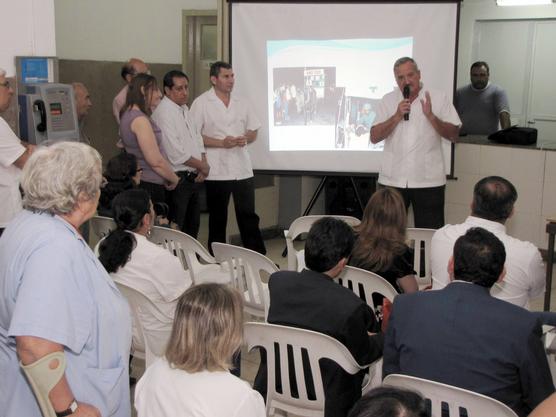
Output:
[
  {"xmin": 0, "ymin": 0, "xmax": 56, "ymax": 75},
  {"xmin": 54, "ymin": 0, "xmax": 217, "ymax": 63},
  {"xmin": 457, "ymin": 0, "xmax": 556, "ymax": 87}
]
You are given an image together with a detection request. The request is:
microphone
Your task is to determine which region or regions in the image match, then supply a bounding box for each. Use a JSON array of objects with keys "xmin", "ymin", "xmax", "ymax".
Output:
[{"xmin": 403, "ymin": 84, "xmax": 410, "ymax": 121}]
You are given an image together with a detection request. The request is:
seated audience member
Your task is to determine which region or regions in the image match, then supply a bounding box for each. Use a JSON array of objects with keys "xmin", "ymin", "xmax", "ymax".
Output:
[
  {"xmin": 98, "ymin": 152, "xmax": 141, "ymax": 216},
  {"xmin": 98, "ymin": 189, "xmax": 190, "ymax": 349},
  {"xmin": 254, "ymin": 217, "xmax": 384, "ymax": 417},
  {"xmin": 134, "ymin": 283, "xmax": 265, "ymax": 417},
  {"xmin": 431, "ymin": 176, "xmax": 545, "ymax": 308},
  {"xmin": 120, "ymin": 73, "xmax": 179, "ymax": 207},
  {"xmin": 350, "ymin": 188, "xmax": 418, "ymax": 294},
  {"xmin": 384, "ymin": 227, "xmax": 554, "ymax": 417},
  {"xmin": 347, "ymin": 387, "xmax": 427, "ymax": 417}
]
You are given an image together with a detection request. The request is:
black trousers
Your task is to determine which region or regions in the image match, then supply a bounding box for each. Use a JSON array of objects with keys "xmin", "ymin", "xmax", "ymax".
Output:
[
  {"xmin": 170, "ymin": 176, "xmax": 201, "ymax": 239},
  {"xmin": 382, "ymin": 184, "xmax": 445, "ymax": 229},
  {"xmin": 205, "ymin": 177, "xmax": 266, "ymax": 255},
  {"xmin": 138, "ymin": 181, "xmax": 167, "ymax": 206}
]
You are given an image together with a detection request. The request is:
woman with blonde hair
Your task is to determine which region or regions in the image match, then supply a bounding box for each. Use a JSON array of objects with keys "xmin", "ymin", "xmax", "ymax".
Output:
[
  {"xmin": 135, "ymin": 283, "xmax": 265, "ymax": 417},
  {"xmin": 350, "ymin": 188, "xmax": 418, "ymax": 294}
]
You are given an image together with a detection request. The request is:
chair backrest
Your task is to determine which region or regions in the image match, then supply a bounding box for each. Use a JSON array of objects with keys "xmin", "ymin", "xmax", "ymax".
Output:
[
  {"xmin": 20, "ymin": 351, "xmax": 66, "ymax": 417},
  {"xmin": 148, "ymin": 226, "xmax": 218, "ymax": 284},
  {"xmin": 544, "ymin": 325, "xmax": 556, "ymax": 387},
  {"xmin": 383, "ymin": 374, "xmax": 518, "ymax": 417},
  {"xmin": 285, "ymin": 215, "xmax": 361, "ymax": 271},
  {"xmin": 88, "ymin": 215, "xmax": 116, "ymax": 248},
  {"xmin": 212, "ymin": 242, "xmax": 278, "ymax": 320},
  {"xmin": 244, "ymin": 322, "xmax": 365, "ymax": 417},
  {"xmin": 336, "ymin": 266, "xmax": 398, "ymax": 313},
  {"xmin": 115, "ymin": 281, "xmax": 172, "ymax": 368},
  {"xmin": 406, "ymin": 228, "xmax": 435, "ymax": 288}
]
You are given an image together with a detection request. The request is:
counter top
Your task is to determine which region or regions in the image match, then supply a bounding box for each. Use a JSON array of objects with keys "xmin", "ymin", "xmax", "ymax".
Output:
[{"xmin": 458, "ymin": 134, "xmax": 556, "ymax": 151}]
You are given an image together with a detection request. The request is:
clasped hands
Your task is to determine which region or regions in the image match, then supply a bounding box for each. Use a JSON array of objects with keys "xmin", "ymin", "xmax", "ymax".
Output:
[{"xmin": 222, "ymin": 135, "xmax": 248, "ymax": 148}]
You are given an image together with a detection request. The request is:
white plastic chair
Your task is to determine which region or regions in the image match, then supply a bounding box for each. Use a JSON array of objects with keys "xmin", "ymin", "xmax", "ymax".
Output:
[
  {"xmin": 285, "ymin": 215, "xmax": 361, "ymax": 271},
  {"xmin": 244, "ymin": 322, "xmax": 369, "ymax": 417},
  {"xmin": 88, "ymin": 215, "xmax": 116, "ymax": 248},
  {"xmin": 115, "ymin": 281, "xmax": 172, "ymax": 368},
  {"xmin": 336, "ymin": 266, "xmax": 398, "ymax": 313},
  {"xmin": 383, "ymin": 374, "xmax": 518, "ymax": 417},
  {"xmin": 544, "ymin": 325, "xmax": 556, "ymax": 387},
  {"xmin": 406, "ymin": 228, "xmax": 435, "ymax": 288},
  {"xmin": 212, "ymin": 243, "xmax": 277, "ymax": 320},
  {"xmin": 148, "ymin": 226, "xmax": 230, "ymax": 285},
  {"xmin": 20, "ymin": 351, "xmax": 66, "ymax": 417}
]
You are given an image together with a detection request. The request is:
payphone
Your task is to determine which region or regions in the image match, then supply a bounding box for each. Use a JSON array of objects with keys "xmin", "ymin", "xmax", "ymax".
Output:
[{"xmin": 18, "ymin": 83, "xmax": 79, "ymax": 145}]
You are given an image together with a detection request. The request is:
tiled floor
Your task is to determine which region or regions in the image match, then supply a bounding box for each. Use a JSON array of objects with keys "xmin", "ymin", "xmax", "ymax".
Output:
[{"xmin": 129, "ymin": 235, "xmax": 556, "ymax": 415}]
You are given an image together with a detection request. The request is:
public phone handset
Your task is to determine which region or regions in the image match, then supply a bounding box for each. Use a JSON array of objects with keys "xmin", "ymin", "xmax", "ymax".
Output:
[{"xmin": 33, "ymin": 99, "xmax": 47, "ymax": 132}]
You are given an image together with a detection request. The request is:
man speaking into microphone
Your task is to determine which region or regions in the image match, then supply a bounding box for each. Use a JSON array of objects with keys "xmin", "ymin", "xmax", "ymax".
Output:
[{"xmin": 370, "ymin": 57, "xmax": 461, "ymax": 229}]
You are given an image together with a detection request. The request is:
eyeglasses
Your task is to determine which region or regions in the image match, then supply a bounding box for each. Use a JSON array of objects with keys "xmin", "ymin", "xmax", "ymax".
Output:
[{"xmin": 0, "ymin": 80, "xmax": 10, "ymax": 89}]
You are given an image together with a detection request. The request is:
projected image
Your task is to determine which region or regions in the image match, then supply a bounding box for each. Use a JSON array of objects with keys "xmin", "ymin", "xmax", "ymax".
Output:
[{"xmin": 267, "ymin": 38, "xmax": 413, "ymax": 151}]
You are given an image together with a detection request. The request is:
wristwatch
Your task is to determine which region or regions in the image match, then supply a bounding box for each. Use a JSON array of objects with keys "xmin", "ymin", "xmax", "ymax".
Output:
[{"xmin": 55, "ymin": 399, "xmax": 78, "ymax": 416}]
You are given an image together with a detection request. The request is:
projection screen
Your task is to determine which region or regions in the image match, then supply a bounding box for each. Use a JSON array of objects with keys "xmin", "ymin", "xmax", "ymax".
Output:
[{"xmin": 230, "ymin": 1, "xmax": 459, "ymax": 175}]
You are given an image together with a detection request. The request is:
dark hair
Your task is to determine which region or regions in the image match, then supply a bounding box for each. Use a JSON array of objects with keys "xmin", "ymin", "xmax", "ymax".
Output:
[
  {"xmin": 471, "ymin": 61, "xmax": 490, "ymax": 74},
  {"xmin": 453, "ymin": 227, "xmax": 506, "ymax": 288},
  {"xmin": 163, "ymin": 70, "xmax": 189, "ymax": 90},
  {"xmin": 210, "ymin": 61, "xmax": 232, "ymax": 79},
  {"xmin": 98, "ymin": 189, "xmax": 151, "ymax": 273},
  {"xmin": 304, "ymin": 217, "xmax": 355, "ymax": 273},
  {"xmin": 97, "ymin": 153, "xmax": 138, "ymax": 217},
  {"xmin": 122, "ymin": 73, "xmax": 158, "ymax": 116},
  {"xmin": 472, "ymin": 176, "xmax": 517, "ymax": 222},
  {"xmin": 348, "ymin": 387, "xmax": 427, "ymax": 417},
  {"xmin": 121, "ymin": 62, "xmax": 135, "ymax": 81}
]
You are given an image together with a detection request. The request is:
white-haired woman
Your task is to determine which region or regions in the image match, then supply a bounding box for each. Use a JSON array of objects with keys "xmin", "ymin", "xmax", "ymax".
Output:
[
  {"xmin": 135, "ymin": 283, "xmax": 265, "ymax": 417},
  {"xmin": 0, "ymin": 142, "xmax": 131, "ymax": 417}
]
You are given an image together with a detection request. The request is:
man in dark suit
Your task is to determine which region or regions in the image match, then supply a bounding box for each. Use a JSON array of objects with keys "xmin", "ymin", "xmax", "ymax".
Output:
[
  {"xmin": 254, "ymin": 217, "xmax": 384, "ymax": 417},
  {"xmin": 383, "ymin": 227, "xmax": 554, "ymax": 416}
]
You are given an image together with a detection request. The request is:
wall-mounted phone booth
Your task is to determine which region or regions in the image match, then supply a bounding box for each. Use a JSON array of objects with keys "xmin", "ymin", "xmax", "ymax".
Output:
[{"xmin": 15, "ymin": 56, "xmax": 79, "ymax": 144}]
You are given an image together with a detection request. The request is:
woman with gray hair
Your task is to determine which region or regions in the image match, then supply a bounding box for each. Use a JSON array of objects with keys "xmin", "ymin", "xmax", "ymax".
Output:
[{"xmin": 0, "ymin": 141, "xmax": 132, "ymax": 417}]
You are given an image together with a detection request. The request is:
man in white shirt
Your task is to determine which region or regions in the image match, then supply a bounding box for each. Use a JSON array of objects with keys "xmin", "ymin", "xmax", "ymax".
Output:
[
  {"xmin": 152, "ymin": 70, "xmax": 209, "ymax": 238},
  {"xmin": 191, "ymin": 61, "xmax": 266, "ymax": 254},
  {"xmin": 0, "ymin": 68, "xmax": 34, "ymax": 236},
  {"xmin": 370, "ymin": 57, "xmax": 461, "ymax": 229},
  {"xmin": 431, "ymin": 176, "xmax": 545, "ymax": 308}
]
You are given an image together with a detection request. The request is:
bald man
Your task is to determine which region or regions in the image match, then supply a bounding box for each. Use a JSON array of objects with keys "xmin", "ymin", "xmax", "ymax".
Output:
[
  {"xmin": 72, "ymin": 82, "xmax": 92, "ymax": 144},
  {"xmin": 112, "ymin": 58, "xmax": 149, "ymax": 123}
]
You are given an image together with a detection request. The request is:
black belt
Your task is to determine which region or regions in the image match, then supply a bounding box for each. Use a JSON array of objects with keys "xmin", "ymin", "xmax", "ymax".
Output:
[{"xmin": 177, "ymin": 171, "xmax": 198, "ymax": 183}]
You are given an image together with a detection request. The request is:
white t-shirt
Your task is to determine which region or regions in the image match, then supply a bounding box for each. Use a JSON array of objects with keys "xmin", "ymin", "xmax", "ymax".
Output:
[
  {"xmin": 111, "ymin": 233, "xmax": 191, "ymax": 347},
  {"xmin": 135, "ymin": 357, "xmax": 266, "ymax": 417},
  {"xmin": 431, "ymin": 216, "xmax": 545, "ymax": 308},
  {"xmin": 152, "ymin": 96, "xmax": 205, "ymax": 173},
  {"xmin": 190, "ymin": 87, "xmax": 261, "ymax": 181},
  {"xmin": 372, "ymin": 86, "xmax": 461, "ymax": 188},
  {"xmin": 0, "ymin": 117, "xmax": 25, "ymax": 227}
]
